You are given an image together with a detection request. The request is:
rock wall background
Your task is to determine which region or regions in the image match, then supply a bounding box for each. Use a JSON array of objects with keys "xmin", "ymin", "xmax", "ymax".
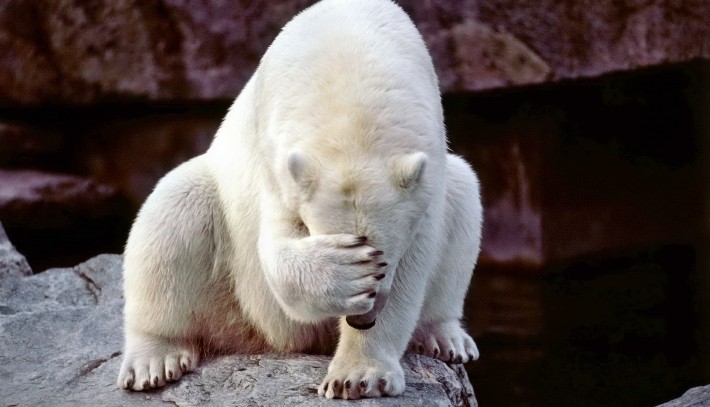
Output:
[
  {"xmin": 1, "ymin": 0, "xmax": 708, "ymax": 105},
  {"xmin": 1, "ymin": 0, "xmax": 708, "ymax": 269}
]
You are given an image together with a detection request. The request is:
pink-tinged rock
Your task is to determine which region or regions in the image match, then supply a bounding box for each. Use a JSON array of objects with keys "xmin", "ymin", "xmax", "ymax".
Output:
[
  {"xmin": 448, "ymin": 111, "xmax": 548, "ymax": 267},
  {"xmin": 0, "ymin": 169, "xmax": 121, "ymax": 229},
  {"xmin": 0, "ymin": 0, "xmax": 708, "ymax": 105}
]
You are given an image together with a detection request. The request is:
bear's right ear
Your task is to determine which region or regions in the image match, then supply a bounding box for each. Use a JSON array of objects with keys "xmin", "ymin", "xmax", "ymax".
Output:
[
  {"xmin": 287, "ymin": 149, "xmax": 317, "ymax": 194},
  {"xmin": 392, "ymin": 152, "xmax": 428, "ymax": 190}
]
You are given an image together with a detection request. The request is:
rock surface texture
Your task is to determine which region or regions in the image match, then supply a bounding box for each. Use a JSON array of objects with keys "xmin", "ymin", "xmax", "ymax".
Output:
[
  {"xmin": 0, "ymin": 0, "xmax": 707, "ymax": 105},
  {"xmin": 0, "ymin": 222, "xmax": 31, "ymax": 278},
  {"xmin": 0, "ymin": 224, "xmax": 477, "ymax": 407},
  {"xmin": 657, "ymin": 385, "xmax": 710, "ymax": 407}
]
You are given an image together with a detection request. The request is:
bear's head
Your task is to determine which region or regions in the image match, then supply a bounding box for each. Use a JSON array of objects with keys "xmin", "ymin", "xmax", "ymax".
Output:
[
  {"xmin": 283, "ymin": 147, "xmax": 442, "ymax": 326},
  {"xmin": 284, "ymin": 148, "xmax": 437, "ymax": 266}
]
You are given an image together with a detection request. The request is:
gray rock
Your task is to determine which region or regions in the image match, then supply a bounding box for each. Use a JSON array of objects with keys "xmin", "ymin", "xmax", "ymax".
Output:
[
  {"xmin": 0, "ymin": 221, "xmax": 31, "ymax": 278},
  {"xmin": 657, "ymin": 385, "xmax": 710, "ymax": 407},
  {"xmin": 0, "ymin": 253, "xmax": 477, "ymax": 406}
]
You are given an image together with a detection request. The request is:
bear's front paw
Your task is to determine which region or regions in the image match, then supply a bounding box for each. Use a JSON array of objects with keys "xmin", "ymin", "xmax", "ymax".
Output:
[
  {"xmin": 317, "ymin": 356, "xmax": 405, "ymax": 399},
  {"xmin": 409, "ymin": 320, "xmax": 479, "ymax": 363},
  {"xmin": 299, "ymin": 234, "xmax": 388, "ymax": 316},
  {"xmin": 117, "ymin": 334, "xmax": 199, "ymax": 391}
]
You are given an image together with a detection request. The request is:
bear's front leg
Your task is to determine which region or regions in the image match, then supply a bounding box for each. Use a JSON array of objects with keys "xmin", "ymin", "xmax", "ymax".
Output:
[
  {"xmin": 318, "ymin": 236, "xmax": 436, "ymax": 399},
  {"xmin": 318, "ymin": 274, "xmax": 422, "ymax": 399},
  {"xmin": 319, "ymin": 321, "xmax": 406, "ymax": 399}
]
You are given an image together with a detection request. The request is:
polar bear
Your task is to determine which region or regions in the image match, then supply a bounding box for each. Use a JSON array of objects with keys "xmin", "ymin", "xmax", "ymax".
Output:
[{"xmin": 117, "ymin": 0, "xmax": 482, "ymax": 399}]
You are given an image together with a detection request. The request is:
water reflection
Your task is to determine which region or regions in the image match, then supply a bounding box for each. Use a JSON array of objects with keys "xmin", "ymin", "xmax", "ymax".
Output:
[{"xmin": 465, "ymin": 245, "xmax": 704, "ymax": 406}]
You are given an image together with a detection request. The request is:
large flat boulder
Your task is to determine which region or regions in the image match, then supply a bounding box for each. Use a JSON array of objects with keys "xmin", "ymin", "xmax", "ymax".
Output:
[{"xmin": 0, "ymin": 226, "xmax": 477, "ymax": 406}]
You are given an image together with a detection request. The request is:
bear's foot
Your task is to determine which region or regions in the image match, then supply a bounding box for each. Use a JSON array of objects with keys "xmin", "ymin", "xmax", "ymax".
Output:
[
  {"xmin": 117, "ymin": 333, "xmax": 199, "ymax": 391},
  {"xmin": 409, "ymin": 320, "xmax": 479, "ymax": 363},
  {"xmin": 318, "ymin": 355, "xmax": 405, "ymax": 399}
]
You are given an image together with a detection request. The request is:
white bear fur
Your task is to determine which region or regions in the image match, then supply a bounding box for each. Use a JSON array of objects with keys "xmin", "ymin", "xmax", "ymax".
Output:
[{"xmin": 117, "ymin": 0, "xmax": 482, "ymax": 399}]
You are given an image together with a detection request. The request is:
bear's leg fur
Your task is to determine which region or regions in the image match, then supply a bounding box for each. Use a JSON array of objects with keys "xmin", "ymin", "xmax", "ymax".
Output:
[
  {"xmin": 409, "ymin": 154, "xmax": 482, "ymax": 364},
  {"xmin": 316, "ymin": 154, "xmax": 483, "ymax": 400},
  {"xmin": 117, "ymin": 157, "xmax": 222, "ymax": 391},
  {"xmin": 316, "ymin": 189, "xmax": 450, "ymax": 399}
]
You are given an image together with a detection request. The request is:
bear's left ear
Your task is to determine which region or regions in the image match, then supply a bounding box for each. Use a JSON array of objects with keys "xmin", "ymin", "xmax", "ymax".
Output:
[
  {"xmin": 392, "ymin": 152, "xmax": 428, "ymax": 190},
  {"xmin": 287, "ymin": 149, "xmax": 318, "ymax": 194}
]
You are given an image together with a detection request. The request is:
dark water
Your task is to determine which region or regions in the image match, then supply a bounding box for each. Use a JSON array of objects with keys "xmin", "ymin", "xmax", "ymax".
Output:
[{"xmin": 464, "ymin": 244, "xmax": 708, "ymax": 406}]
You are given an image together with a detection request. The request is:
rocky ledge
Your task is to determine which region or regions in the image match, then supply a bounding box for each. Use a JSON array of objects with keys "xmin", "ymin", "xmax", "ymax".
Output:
[
  {"xmin": 0, "ymin": 222, "xmax": 476, "ymax": 407},
  {"xmin": 657, "ymin": 385, "xmax": 710, "ymax": 407}
]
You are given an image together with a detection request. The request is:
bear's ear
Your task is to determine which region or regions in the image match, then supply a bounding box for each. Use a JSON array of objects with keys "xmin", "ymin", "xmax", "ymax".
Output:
[
  {"xmin": 392, "ymin": 152, "xmax": 428, "ymax": 190},
  {"xmin": 287, "ymin": 149, "xmax": 317, "ymax": 193}
]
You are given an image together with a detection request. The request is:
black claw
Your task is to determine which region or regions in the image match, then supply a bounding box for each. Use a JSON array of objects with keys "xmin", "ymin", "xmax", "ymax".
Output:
[
  {"xmin": 368, "ymin": 291, "xmax": 377, "ymax": 298},
  {"xmin": 344, "ymin": 380, "xmax": 351, "ymax": 389},
  {"xmin": 333, "ymin": 380, "xmax": 341, "ymax": 391},
  {"xmin": 433, "ymin": 348, "xmax": 440, "ymax": 358},
  {"xmin": 360, "ymin": 380, "xmax": 368, "ymax": 389},
  {"xmin": 377, "ymin": 262, "xmax": 388, "ymax": 267},
  {"xmin": 378, "ymin": 378, "xmax": 388, "ymax": 391},
  {"xmin": 418, "ymin": 344, "xmax": 424, "ymax": 354},
  {"xmin": 455, "ymin": 355, "xmax": 463, "ymax": 363},
  {"xmin": 142, "ymin": 379, "xmax": 150, "ymax": 389},
  {"xmin": 449, "ymin": 350, "xmax": 454, "ymax": 361},
  {"xmin": 369, "ymin": 250, "xmax": 384, "ymax": 257},
  {"xmin": 152, "ymin": 377, "xmax": 159, "ymax": 387},
  {"xmin": 167, "ymin": 370, "xmax": 174, "ymax": 381},
  {"xmin": 126, "ymin": 378, "xmax": 134, "ymax": 389},
  {"xmin": 323, "ymin": 382, "xmax": 329, "ymax": 392},
  {"xmin": 357, "ymin": 236, "xmax": 367, "ymax": 244},
  {"xmin": 375, "ymin": 273, "xmax": 386, "ymax": 280}
]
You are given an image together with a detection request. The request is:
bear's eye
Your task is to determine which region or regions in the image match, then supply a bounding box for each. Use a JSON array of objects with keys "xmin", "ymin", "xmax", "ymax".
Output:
[{"xmin": 296, "ymin": 219, "xmax": 310, "ymax": 235}]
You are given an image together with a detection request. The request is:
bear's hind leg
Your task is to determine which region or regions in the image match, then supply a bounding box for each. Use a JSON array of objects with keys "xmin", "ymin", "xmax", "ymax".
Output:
[
  {"xmin": 409, "ymin": 154, "xmax": 482, "ymax": 363},
  {"xmin": 118, "ymin": 157, "xmax": 218, "ymax": 390}
]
